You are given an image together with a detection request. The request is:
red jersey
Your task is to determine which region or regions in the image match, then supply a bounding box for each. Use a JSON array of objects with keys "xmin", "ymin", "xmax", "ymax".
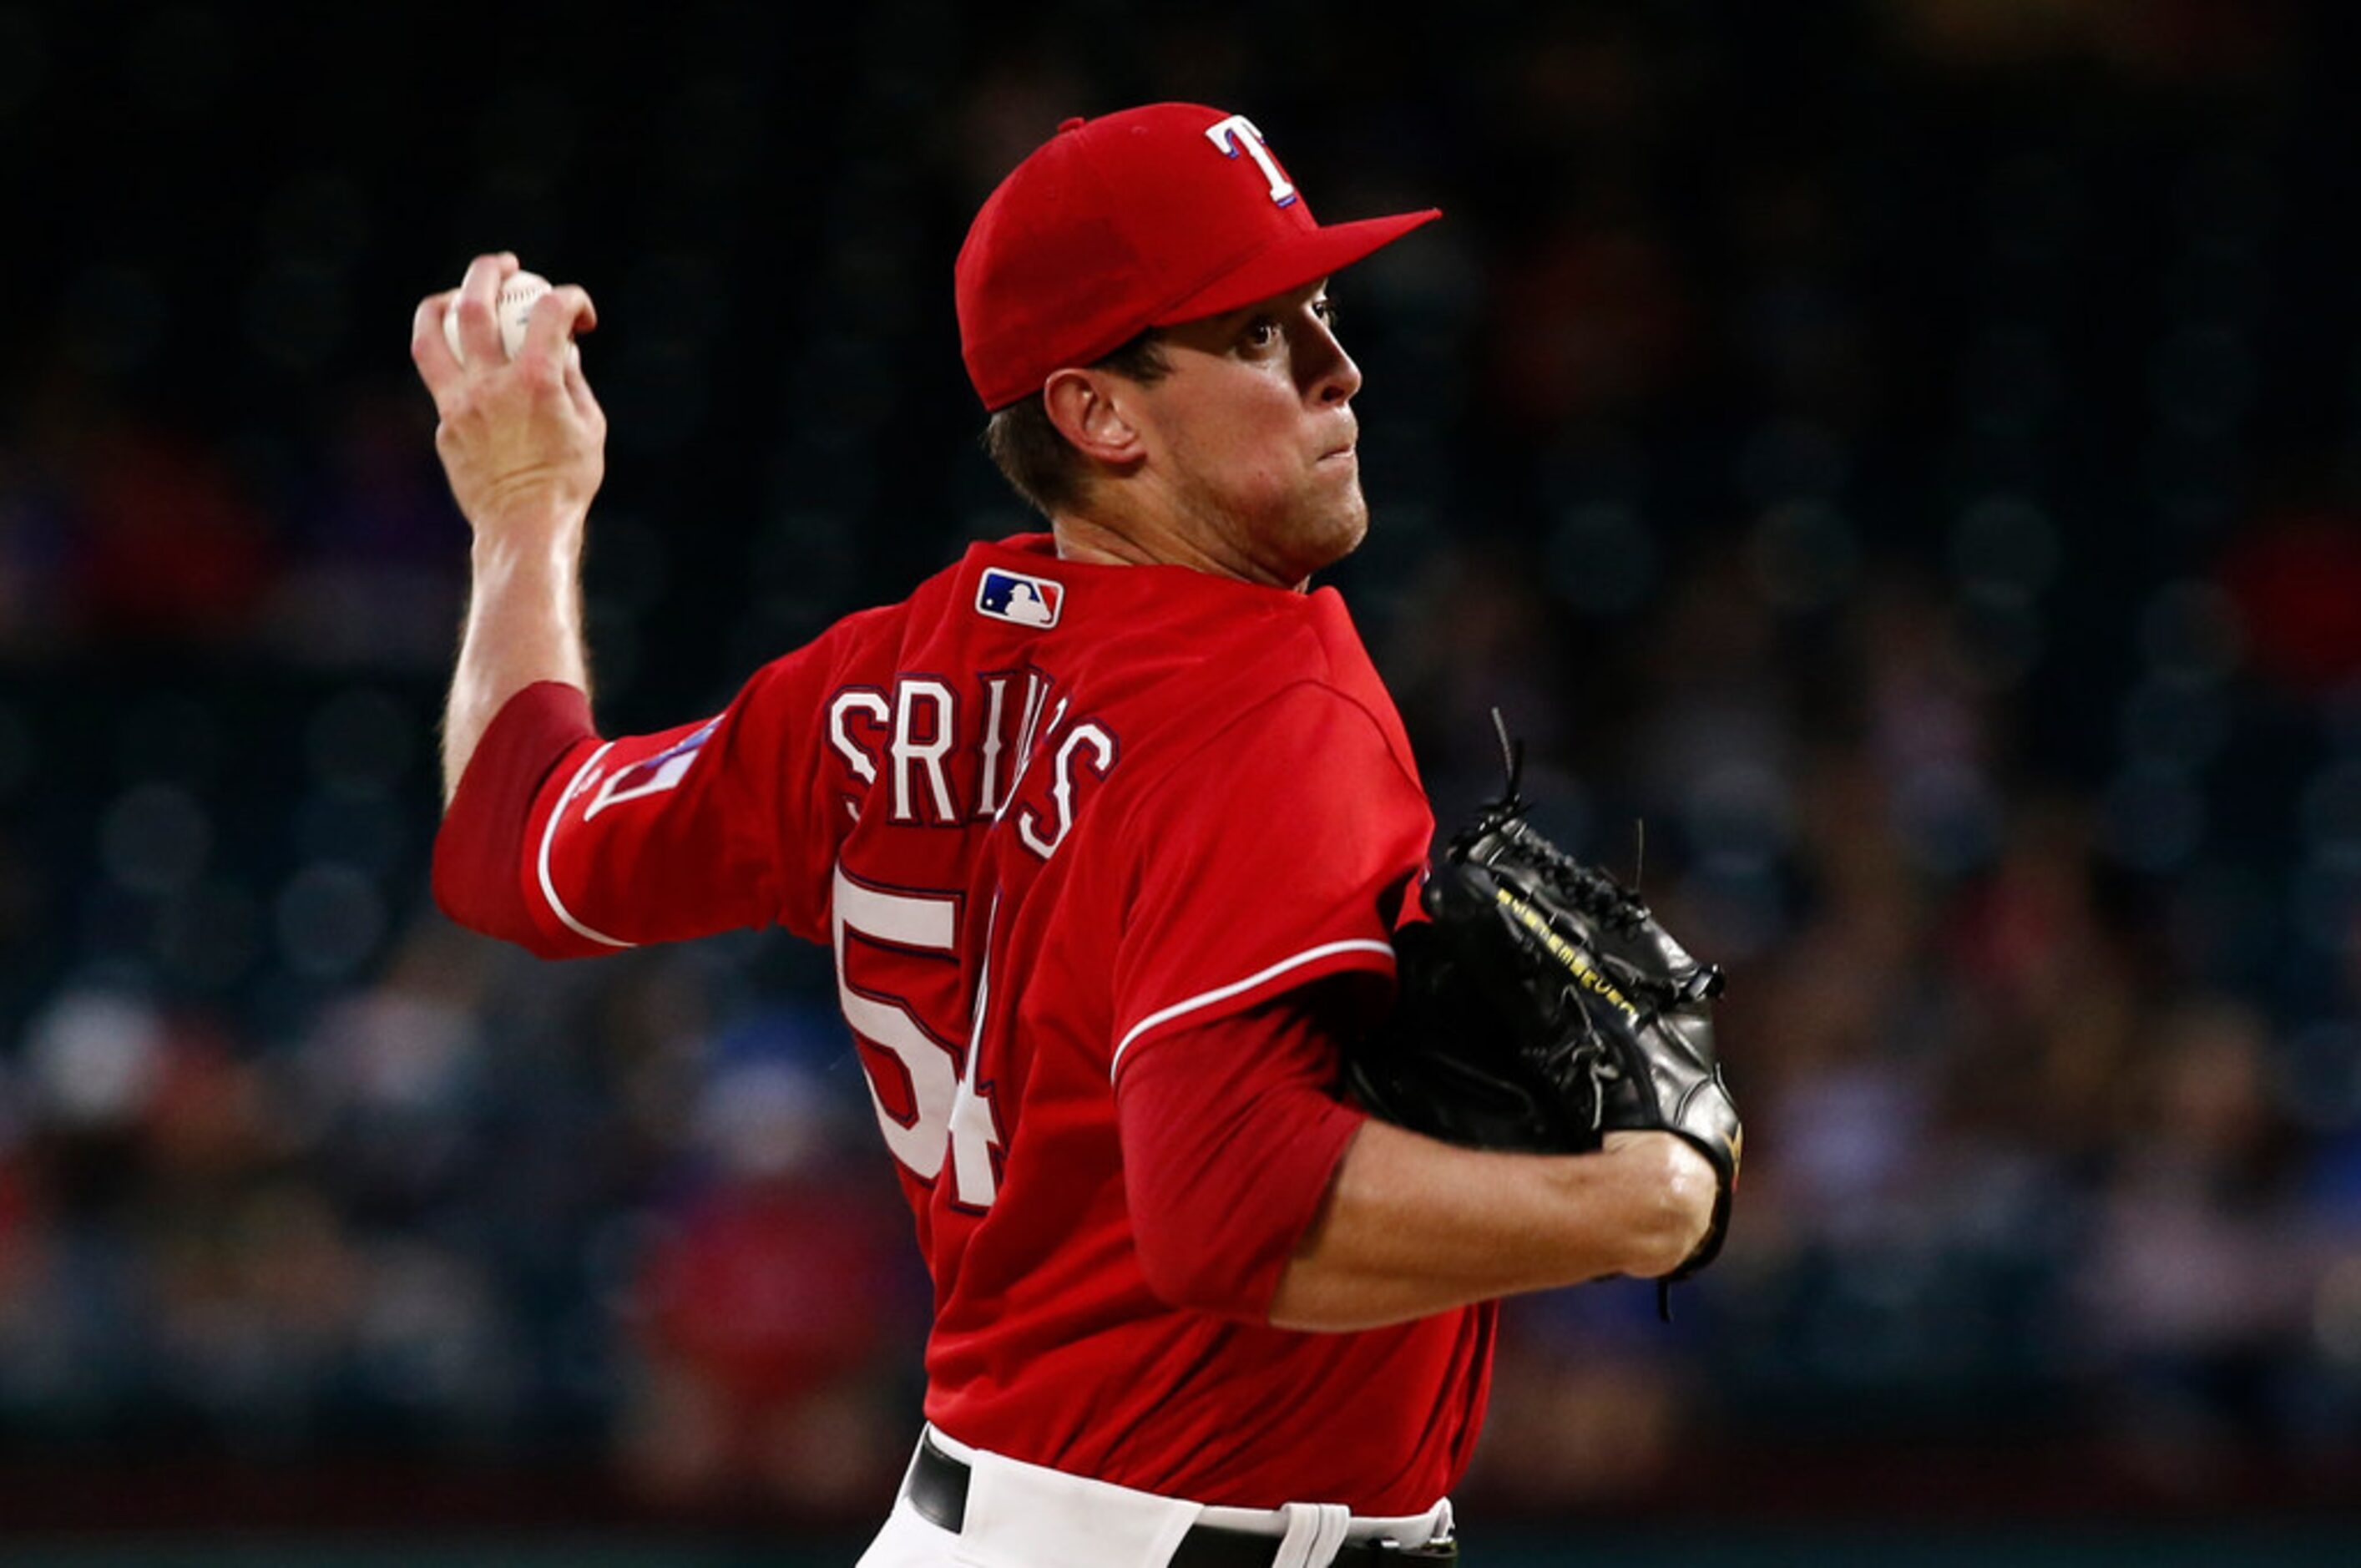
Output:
[{"xmin": 434, "ymin": 534, "xmax": 1494, "ymax": 1512}]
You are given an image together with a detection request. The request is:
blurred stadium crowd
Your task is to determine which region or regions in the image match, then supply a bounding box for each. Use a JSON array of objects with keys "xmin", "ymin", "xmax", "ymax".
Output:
[{"xmin": 3, "ymin": 0, "xmax": 2360, "ymax": 1525}]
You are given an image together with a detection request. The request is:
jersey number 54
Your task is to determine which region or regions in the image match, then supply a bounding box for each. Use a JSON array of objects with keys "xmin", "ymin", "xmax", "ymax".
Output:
[{"xmin": 830, "ymin": 867, "xmax": 1004, "ymax": 1209}]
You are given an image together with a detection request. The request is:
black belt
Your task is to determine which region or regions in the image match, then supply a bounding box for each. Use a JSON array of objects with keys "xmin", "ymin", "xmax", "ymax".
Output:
[{"xmin": 904, "ymin": 1435, "xmax": 1457, "ymax": 1565}]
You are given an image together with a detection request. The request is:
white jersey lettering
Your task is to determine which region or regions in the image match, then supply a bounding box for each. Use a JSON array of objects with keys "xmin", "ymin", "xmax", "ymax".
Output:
[
  {"xmin": 828, "ymin": 688, "xmax": 891, "ymax": 821},
  {"xmin": 1017, "ymin": 721, "xmax": 1118, "ymax": 860},
  {"xmin": 891, "ymin": 676, "xmax": 959, "ymax": 825},
  {"xmin": 975, "ymin": 674, "xmax": 1013, "ymax": 818}
]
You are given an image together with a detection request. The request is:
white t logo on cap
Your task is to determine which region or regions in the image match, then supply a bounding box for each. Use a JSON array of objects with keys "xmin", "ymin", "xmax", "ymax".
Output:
[{"xmin": 1205, "ymin": 114, "xmax": 1297, "ymax": 208}]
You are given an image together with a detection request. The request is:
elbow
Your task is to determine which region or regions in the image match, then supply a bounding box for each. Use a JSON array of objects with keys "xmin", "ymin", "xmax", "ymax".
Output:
[
  {"xmin": 430, "ymin": 886, "xmax": 579, "ymax": 961},
  {"xmin": 430, "ymin": 842, "xmax": 587, "ymax": 961}
]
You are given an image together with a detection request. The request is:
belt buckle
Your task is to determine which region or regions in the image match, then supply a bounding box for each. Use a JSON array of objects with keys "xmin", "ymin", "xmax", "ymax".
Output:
[{"xmin": 1369, "ymin": 1532, "xmax": 1458, "ymax": 1562}]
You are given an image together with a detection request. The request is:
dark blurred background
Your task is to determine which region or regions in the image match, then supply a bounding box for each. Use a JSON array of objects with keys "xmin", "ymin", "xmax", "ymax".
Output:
[{"xmin": 3, "ymin": 0, "xmax": 2360, "ymax": 1559}]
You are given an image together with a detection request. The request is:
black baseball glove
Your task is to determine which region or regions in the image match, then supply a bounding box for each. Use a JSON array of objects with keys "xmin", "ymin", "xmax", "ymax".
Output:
[{"xmin": 1346, "ymin": 719, "xmax": 1742, "ymax": 1297}]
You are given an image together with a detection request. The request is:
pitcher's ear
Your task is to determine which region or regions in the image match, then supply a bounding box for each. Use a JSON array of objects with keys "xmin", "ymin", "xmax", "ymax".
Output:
[{"xmin": 1044, "ymin": 368, "xmax": 1146, "ymax": 466}]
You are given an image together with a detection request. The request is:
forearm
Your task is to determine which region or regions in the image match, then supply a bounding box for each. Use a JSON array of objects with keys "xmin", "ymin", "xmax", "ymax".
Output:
[
  {"xmin": 443, "ymin": 514, "xmax": 592, "ymax": 804},
  {"xmin": 413, "ymin": 252, "xmax": 607, "ymax": 804},
  {"xmin": 1267, "ymin": 1123, "xmax": 1712, "ymax": 1333}
]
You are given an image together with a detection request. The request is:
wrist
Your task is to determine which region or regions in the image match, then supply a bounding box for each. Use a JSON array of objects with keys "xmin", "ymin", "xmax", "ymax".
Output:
[{"xmin": 471, "ymin": 508, "xmax": 586, "ymax": 569}]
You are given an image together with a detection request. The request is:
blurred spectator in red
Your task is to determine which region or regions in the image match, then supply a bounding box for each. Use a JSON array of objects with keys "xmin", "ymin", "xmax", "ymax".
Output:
[
  {"xmin": 72, "ymin": 420, "xmax": 281, "ymax": 649},
  {"xmin": 2217, "ymin": 507, "xmax": 2361, "ymax": 695},
  {"xmin": 622, "ymin": 1054, "xmax": 914, "ymax": 1516}
]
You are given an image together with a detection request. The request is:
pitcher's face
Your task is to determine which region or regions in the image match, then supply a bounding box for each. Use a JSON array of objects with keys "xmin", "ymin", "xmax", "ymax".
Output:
[{"xmin": 1126, "ymin": 281, "xmax": 1368, "ymax": 585}]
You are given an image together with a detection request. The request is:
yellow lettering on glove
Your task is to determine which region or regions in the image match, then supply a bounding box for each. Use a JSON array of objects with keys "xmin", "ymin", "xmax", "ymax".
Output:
[{"xmin": 1495, "ymin": 888, "xmax": 1640, "ymax": 1024}]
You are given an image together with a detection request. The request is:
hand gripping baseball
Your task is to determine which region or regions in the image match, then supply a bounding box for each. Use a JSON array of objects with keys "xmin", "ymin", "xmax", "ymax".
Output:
[
  {"xmin": 1347, "ymin": 716, "xmax": 1742, "ymax": 1294},
  {"xmin": 411, "ymin": 251, "xmax": 606, "ymax": 537}
]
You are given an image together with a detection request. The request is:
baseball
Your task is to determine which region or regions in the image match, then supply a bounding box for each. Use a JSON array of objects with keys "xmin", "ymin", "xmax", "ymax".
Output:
[{"xmin": 443, "ymin": 268, "xmax": 551, "ymax": 365}]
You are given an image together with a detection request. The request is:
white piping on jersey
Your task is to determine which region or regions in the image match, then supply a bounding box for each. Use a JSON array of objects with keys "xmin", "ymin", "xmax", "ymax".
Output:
[
  {"xmin": 538, "ymin": 741, "xmax": 636, "ymax": 949},
  {"xmin": 1108, "ymin": 938, "xmax": 1397, "ymax": 1083}
]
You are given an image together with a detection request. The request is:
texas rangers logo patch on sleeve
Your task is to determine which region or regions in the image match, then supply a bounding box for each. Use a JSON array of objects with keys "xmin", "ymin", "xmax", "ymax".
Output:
[
  {"xmin": 584, "ymin": 717, "xmax": 720, "ymax": 821},
  {"xmin": 976, "ymin": 567, "xmax": 1064, "ymax": 628}
]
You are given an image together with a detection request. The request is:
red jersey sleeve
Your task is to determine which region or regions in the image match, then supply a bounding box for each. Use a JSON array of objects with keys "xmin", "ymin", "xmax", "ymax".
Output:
[
  {"xmin": 432, "ymin": 682, "xmax": 601, "ymax": 955},
  {"xmin": 1115, "ymin": 979, "xmax": 1380, "ymax": 1321},
  {"xmin": 433, "ymin": 628, "xmax": 862, "ymax": 959},
  {"xmin": 1108, "ymin": 680, "xmax": 1433, "ymax": 1081}
]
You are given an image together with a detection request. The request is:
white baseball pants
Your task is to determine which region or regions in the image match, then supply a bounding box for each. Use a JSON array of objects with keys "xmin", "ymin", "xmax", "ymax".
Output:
[{"xmin": 856, "ymin": 1424, "xmax": 1455, "ymax": 1568}]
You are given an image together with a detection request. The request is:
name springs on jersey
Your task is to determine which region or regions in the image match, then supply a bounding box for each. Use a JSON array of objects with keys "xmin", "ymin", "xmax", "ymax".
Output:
[{"xmin": 827, "ymin": 668, "xmax": 1119, "ymax": 858}]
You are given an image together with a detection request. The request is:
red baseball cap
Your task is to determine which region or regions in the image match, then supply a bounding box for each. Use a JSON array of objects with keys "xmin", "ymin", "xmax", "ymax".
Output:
[{"xmin": 956, "ymin": 103, "xmax": 1441, "ymax": 412}]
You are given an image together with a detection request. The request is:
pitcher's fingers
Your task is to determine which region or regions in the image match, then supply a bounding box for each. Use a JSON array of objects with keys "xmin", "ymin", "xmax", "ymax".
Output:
[
  {"xmin": 451, "ymin": 252, "xmax": 518, "ymax": 367},
  {"xmin": 522, "ymin": 284, "xmax": 597, "ymax": 367},
  {"xmin": 411, "ymin": 291, "xmax": 464, "ymax": 402}
]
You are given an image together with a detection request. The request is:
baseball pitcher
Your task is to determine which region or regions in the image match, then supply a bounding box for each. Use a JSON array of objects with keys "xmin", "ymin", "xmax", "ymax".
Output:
[{"xmin": 412, "ymin": 104, "xmax": 1737, "ymax": 1568}]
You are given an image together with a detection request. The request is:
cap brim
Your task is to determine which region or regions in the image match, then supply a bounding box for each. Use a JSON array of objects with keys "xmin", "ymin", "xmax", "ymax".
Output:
[{"xmin": 1148, "ymin": 209, "xmax": 1442, "ymax": 326}]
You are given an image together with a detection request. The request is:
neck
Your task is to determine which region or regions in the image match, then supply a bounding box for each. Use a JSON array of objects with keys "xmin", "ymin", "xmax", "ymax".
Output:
[{"xmin": 1050, "ymin": 502, "xmax": 1307, "ymax": 592}]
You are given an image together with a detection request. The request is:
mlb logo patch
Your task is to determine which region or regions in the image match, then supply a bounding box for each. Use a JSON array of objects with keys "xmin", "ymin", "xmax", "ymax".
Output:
[{"xmin": 976, "ymin": 567, "xmax": 1064, "ymax": 628}]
